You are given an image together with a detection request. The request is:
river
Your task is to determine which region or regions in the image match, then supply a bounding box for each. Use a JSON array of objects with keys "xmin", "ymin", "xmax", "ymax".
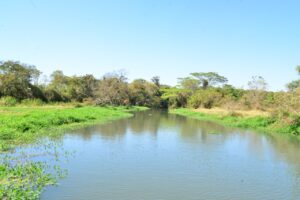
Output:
[{"xmin": 39, "ymin": 109, "xmax": 300, "ymax": 200}]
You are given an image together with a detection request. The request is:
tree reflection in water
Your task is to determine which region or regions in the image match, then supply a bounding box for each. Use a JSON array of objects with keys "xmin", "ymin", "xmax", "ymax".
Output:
[{"xmin": 67, "ymin": 109, "xmax": 300, "ymax": 195}]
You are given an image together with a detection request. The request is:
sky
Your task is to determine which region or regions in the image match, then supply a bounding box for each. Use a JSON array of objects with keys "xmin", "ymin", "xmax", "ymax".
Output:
[{"xmin": 0, "ymin": 0, "xmax": 299, "ymax": 91}]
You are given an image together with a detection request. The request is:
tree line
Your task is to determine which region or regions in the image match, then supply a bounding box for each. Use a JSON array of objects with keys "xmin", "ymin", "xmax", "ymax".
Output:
[
  {"xmin": 1, "ymin": 60, "xmax": 300, "ymax": 115},
  {"xmin": 0, "ymin": 61, "xmax": 164, "ymax": 107}
]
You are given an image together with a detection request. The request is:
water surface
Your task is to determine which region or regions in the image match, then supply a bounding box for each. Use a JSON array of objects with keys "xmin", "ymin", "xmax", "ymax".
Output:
[{"xmin": 40, "ymin": 110, "xmax": 300, "ymax": 200}]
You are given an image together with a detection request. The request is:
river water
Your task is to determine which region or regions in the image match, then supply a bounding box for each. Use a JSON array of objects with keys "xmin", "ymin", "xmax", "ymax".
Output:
[{"xmin": 40, "ymin": 110, "xmax": 300, "ymax": 200}]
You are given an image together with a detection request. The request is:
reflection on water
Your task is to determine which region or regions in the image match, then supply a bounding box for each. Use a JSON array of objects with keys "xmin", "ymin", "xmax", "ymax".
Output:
[
  {"xmin": 42, "ymin": 110, "xmax": 300, "ymax": 200},
  {"xmin": 73, "ymin": 110, "xmax": 235, "ymax": 139}
]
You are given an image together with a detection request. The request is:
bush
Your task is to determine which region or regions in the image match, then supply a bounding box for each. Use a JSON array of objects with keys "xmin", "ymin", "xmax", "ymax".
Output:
[
  {"xmin": 0, "ymin": 96, "xmax": 18, "ymax": 106},
  {"xmin": 21, "ymin": 99, "xmax": 45, "ymax": 106},
  {"xmin": 228, "ymin": 111, "xmax": 243, "ymax": 117},
  {"xmin": 74, "ymin": 103, "xmax": 83, "ymax": 108},
  {"xmin": 188, "ymin": 89, "xmax": 223, "ymax": 109},
  {"xmin": 286, "ymin": 115, "xmax": 300, "ymax": 135},
  {"xmin": 44, "ymin": 89, "xmax": 66, "ymax": 102}
]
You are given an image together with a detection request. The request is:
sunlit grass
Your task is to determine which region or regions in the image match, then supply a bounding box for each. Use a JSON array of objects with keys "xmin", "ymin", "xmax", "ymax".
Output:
[
  {"xmin": 0, "ymin": 105, "xmax": 147, "ymax": 151},
  {"xmin": 171, "ymin": 108, "xmax": 300, "ymax": 137},
  {"xmin": 0, "ymin": 105, "xmax": 147, "ymax": 199}
]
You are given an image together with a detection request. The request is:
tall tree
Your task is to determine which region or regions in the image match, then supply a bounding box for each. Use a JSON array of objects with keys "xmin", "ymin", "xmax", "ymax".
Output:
[
  {"xmin": 95, "ymin": 72, "xmax": 129, "ymax": 105},
  {"xmin": 47, "ymin": 70, "xmax": 69, "ymax": 100},
  {"xmin": 129, "ymin": 79, "xmax": 160, "ymax": 106},
  {"xmin": 151, "ymin": 76, "xmax": 161, "ymax": 87},
  {"xmin": 245, "ymin": 76, "xmax": 268, "ymax": 109},
  {"xmin": 248, "ymin": 76, "xmax": 268, "ymax": 91},
  {"xmin": 0, "ymin": 61, "xmax": 41, "ymax": 99},
  {"xmin": 190, "ymin": 72, "xmax": 228, "ymax": 89},
  {"xmin": 177, "ymin": 77, "xmax": 199, "ymax": 91}
]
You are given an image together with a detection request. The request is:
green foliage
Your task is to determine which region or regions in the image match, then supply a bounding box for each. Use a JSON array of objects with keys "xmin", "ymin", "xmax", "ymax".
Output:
[
  {"xmin": 287, "ymin": 66, "xmax": 300, "ymax": 91},
  {"xmin": 161, "ymin": 87, "xmax": 191, "ymax": 108},
  {"xmin": 0, "ymin": 161, "xmax": 56, "ymax": 200},
  {"xmin": 0, "ymin": 106, "xmax": 144, "ymax": 148},
  {"xmin": 0, "ymin": 96, "xmax": 18, "ymax": 106},
  {"xmin": 151, "ymin": 76, "xmax": 160, "ymax": 87},
  {"xmin": 177, "ymin": 77, "xmax": 199, "ymax": 91},
  {"xmin": 44, "ymin": 88, "xmax": 66, "ymax": 102},
  {"xmin": 0, "ymin": 59, "xmax": 299, "ymax": 116},
  {"xmin": 188, "ymin": 89, "xmax": 223, "ymax": 109},
  {"xmin": 47, "ymin": 71, "xmax": 98, "ymax": 102},
  {"xmin": 0, "ymin": 104, "xmax": 147, "ymax": 199},
  {"xmin": 129, "ymin": 79, "xmax": 160, "ymax": 107},
  {"xmin": 0, "ymin": 61, "xmax": 41, "ymax": 100},
  {"xmin": 21, "ymin": 99, "xmax": 45, "ymax": 106},
  {"xmin": 221, "ymin": 84, "xmax": 244, "ymax": 100},
  {"xmin": 287, "ymin": 80, "xmax": 300, "ymax": 91},
  {"xmin": 287, "ymin": 115, "xmax": 300, "ymax": 135},
  {"xmin": 171, "ymin": 108, "xmax": 300, "ymax": 136},
  {"xmin": 96, "ymin": 73, "xmax": 129, "ymax": 106},
  {"xmin": 190, "ymin": 72, "xmax": 228, "ymax": 89},
  {"xmin": 178, "ymin": 72, "xmax": 228, "ymax": 90}
]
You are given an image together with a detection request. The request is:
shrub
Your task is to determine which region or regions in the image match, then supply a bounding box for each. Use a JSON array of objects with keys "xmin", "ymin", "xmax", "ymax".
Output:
[
  {"xmin": 0, "ymin": 96, "xmax": 18, "ymax": 106},
  {"xmin": 286, "ymin": 115, "xmax": 300, "ymax": 135},
  {"xmin": 21, "ymin": 99, "xmax": 44, "ymax": 106},
  {"xmin": 188, "ymin": 89, "xmax": 223, "ymax": 109},
  {"xmin": 44, "ymin": 89, "xmax": 66, "ymax": 102},
  {"xmin": 228, "ymin": 111, "xmax": 243, "ymax": 117}
]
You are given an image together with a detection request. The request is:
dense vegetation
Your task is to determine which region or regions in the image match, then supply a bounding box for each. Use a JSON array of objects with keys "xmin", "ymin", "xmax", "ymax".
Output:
[
  {"xmin": 171, "ymin": 108, "xmax": 300, "ymax": 137},
  {"xmin": 0, "ymin": 160, "xmax": 57, "ymax": 199},
  {"xmin": 1, "ymin": 60, "xmax": 300, "ymax": 199},
  {"xmin": 0, "ymin": 60, "xmax": 165, "ymax": 107},
  {"xmin": 1, "ymin": 60, "xmax": 300, "ymax": 136}
]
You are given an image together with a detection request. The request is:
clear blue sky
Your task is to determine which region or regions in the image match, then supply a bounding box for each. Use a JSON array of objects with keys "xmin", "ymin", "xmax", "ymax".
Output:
[{"xmin": 1, "ymin": 0, "xmax": 299, "ymax": 91}]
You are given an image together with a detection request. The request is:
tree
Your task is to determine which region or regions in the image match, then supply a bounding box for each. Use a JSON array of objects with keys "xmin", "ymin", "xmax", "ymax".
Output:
[
  {"xmin": 188, "ymin": 88, "xmax": 223, "ymax": 109},
  {"xmin": 190, "ymin": 72, "xmax": 228, "ymax": 89},
  {"xmin": 129, "ymin": 79, "xmax": 160, "ymax": 106},
  {"xmin": 151, "ymin": 76, "xmax": 161, "ymax": 87},
  {"xmin": 47, "ymin": 71, "xmax": 98, "ymax": 102},
  {"xmin": 47, "ymin": 70, "xmax": 69, "ymax": 101},
  {"xmin": 79, "ymin": 74, "xmax": 98, "ymax": 99},
  {"xmin": 287, "ymin": 80, "xmax": 300, "ymax": 92},
  {"xmin": 221, "ymin": 84, "xmax": 244, "ymax": 100},
  {"xmin": 287, "ymin": 66, "xmax": 300, "ymax": 91},
  {"xmin": 95, "ymin": 73, "xmax": 129, "ymax": 105},
  {"xmin": 248, "ymin": 76, "xmax": 268, "ymax": 91},
  {"xmin": 65, "ymin": 75, "xmax": 98, "ymax": 102},
  {"xmin": 244, "ymin": 76, "xmax": 268, "ymax": 109},
  {"xmin": 160, "ymin": 87, "xmax": 191, "ymax": 108},
  {"xmin": 177, "ymin": 77, "xmax": 199, "ymax": 91},
  {"xmin": 0, "ymin": 61, "xmax": 41, "ymax": 100}
]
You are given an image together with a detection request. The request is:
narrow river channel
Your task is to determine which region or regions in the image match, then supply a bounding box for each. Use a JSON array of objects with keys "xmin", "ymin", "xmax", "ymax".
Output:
[{"xmin": 38, "ymin": 110, "xmax": 300, "ymax": 200}]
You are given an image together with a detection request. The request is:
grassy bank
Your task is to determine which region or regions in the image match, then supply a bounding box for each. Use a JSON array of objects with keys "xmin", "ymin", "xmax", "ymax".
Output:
[
  {"xmin": 0, "ymin": 105, "xmax": 147, "ymax": 199},
  {"xmin": 170, "ymin": 108, "xmax": 300, "ymax": 136},
  {"xmin": 0, "ymin": 105, "xmax": 147, "ymax": 151}
]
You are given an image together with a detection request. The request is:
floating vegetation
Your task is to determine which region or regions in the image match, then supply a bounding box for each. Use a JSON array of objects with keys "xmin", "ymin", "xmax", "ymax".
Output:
[{"xmin": 0, "ymin": 140, "xmax": 70, "ymax": 200}]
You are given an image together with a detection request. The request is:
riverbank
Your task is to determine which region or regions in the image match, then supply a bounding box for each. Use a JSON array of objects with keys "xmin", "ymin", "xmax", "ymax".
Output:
[
  {"xmin": 170, "ymin": 108, "xmax": 300, "ymax": 137},
  {"xmin": 0, "ymin": 105, "xmax": 147, "ymax": 199},
  {"xmin": 0, "ymin": 105, "xmax": 147, "ymax": 152}
]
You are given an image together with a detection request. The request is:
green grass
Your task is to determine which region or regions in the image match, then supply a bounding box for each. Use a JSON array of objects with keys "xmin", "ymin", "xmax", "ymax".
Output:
[
  {"xmin": 0, "ymin": 105, "xmax": 147, "ymax": 199},
  {"xmin": 0, "ymin": 105, "xmax": 147, "ymax": 151},
  {"xmin": 170, "ymin": 108, "xmax": 300, "ymax": 137}
]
